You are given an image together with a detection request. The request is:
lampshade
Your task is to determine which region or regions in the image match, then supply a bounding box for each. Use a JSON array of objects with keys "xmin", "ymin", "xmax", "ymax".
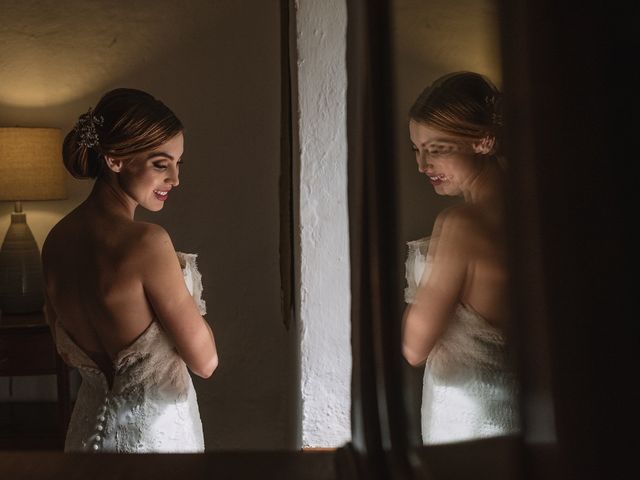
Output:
[
  {"xmin": 0, "ymin": 127, "xmax": 67, "ymax": 201},
  {"xmin": 0, "ymin": 127, "xmax": 67, "ymax": 316}
]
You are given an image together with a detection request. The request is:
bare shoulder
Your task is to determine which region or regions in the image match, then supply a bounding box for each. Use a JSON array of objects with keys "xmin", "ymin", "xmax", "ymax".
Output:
[
  {"xmin": 435, "ymin": 203, "xmax": 504, "ymax": 260},
  {"xmin": 134, "ymin": 221, "xmax": 171, "ymax": 244},
  {"xmin": 41, "ymin": 213, "xmax": 77, "ymax": 264},
  {"xmin": 122, "ymin": 223, "xmax": 184, "ymax": 298},
  {"xmin": 429, "ymin": 204, "xmax": 488, "ymax": 260},
  {"xmin": 42, "ymin": 220, "xmax": 61, "ymax": 258},
  {"xmin": 434, "ymin": 204, "xmax": 480, "ymax": 235},
  {"xmin": 129, "ymin": 222, "xmax": 175, "ymax": 261}
]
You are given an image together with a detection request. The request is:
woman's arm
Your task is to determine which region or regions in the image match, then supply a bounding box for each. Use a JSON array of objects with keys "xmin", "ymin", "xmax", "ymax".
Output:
[
  {"xmin": 402, "ymin": 209, "xmax": 470, "ymax": 366},
  {"xmin": 140, "ymin": 224, "xmax": 218, "ymax": 378}
]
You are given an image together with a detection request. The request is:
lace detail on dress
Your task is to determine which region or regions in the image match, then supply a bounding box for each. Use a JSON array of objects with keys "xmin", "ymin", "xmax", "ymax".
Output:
[
  {"xmin": 177, "ymin": 251, "xmax": 207, "ymax": 315},
  {"xmin": 404, "ymin": 238, "xmax": 520, "ymax": 445},
  {"xmin": 426, "ymin": 304, "xmax": 508, "ymax": 378},
  {"xmin": 420, "ymin": 304, "xmax": 520, "ymax": 445},
  {"xmin": 56, "ymin": 321, "xmax": 204, "ymax": 453},
  {"xmin": 53, "ymin": 251, "xmax": 206, "ymax": 453},
  {"xmin": 404, "ymin": 237, "xmax": 430, "ymax": 304}
]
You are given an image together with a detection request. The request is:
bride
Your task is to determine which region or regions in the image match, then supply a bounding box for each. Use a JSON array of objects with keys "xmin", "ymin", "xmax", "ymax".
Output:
[
  {"xmin": 42, "ymin": 88, "xmax": 218, "ymax": 453},
  {"xmin": 402, "ymin": 72, "xmax": 519, "ymax": 444}
]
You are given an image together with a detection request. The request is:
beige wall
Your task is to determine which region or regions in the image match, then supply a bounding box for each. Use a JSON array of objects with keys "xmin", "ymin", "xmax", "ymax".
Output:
[
  {"xmin": 393, "ymin": 0, "xmax": 502, "ymax": 245},
  {"xmin": 0, "ymin": 0, "xmax": 298, "ymax": 450},
  {"xmin": 391, "ymin": 0, "xmax": 502, "ymax": 439}
]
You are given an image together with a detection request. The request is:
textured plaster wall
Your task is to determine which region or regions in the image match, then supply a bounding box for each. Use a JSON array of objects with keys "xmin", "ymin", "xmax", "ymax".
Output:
[
  {"xmin": 294, "ymin": 0, "xmax": 351, "ymax": 448},
  {"xmin": 0, "ymin": 0, "xmax": 298, "ymax": 450},
  {"xmin": 391, "ymin": 0, "xmax": 502, "ymax": 439}
]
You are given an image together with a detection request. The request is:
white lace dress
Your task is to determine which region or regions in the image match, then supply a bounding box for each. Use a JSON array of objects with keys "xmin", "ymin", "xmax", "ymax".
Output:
[
  {"xmin": 55, "ymin": 252, "xmax": 207, "ymax": 453},
  {"xmin": 405, "ymin": 238, "xmax": 520, "ymax": 445}
]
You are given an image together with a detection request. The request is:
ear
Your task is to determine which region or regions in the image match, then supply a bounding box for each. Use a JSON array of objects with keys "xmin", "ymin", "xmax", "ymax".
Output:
[
  {"xmin": 472, "ymin": 136, "xmax": 496, "ymax": 155},
  {"xmin": 104, "ymin": 156, "xmax": 124, "ymax": 173}
]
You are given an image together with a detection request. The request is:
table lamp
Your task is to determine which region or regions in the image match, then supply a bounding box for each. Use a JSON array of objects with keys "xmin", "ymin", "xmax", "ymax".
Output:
[{"xmin": 0, "ymin": 127, "xmax": 67, "ymax": 315}]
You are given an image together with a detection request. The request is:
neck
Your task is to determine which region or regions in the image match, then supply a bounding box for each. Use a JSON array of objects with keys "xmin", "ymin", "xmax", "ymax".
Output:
[
  {"xmin": 463, "ymin": 156, "xmax": 505, "ymax": 205},
  {"xmin": 84, "ymin": 175, "xmax": 137, "ymax": 220}
]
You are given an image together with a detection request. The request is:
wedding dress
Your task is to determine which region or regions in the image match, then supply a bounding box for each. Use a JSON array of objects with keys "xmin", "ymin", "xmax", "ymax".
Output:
[
  {"xmin": 405, "ymin": 238, "xmax": 520, "ymax": 445},
  {"xmin": 55, "ymin": 252, "xmax": 206, "ymax": 453}
]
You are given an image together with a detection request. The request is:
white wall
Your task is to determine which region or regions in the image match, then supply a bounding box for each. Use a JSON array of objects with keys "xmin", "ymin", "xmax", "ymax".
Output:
[
  {"xmin": 0, "ymin": 0, "xmax": 298, "ymax": 450},
  {"xmin": 294, "ymin": 0, "xmax": 352, "ymax": 448}
]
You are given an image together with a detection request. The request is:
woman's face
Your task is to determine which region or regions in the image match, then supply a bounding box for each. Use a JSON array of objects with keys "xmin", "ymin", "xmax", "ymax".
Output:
[
  {"xmin": 409, "ymin": 120, "xmax": 480, "ymax": 197},
  {"xmin": 117, "ymin": 132, "xmax": 184, "ymax": 212}
]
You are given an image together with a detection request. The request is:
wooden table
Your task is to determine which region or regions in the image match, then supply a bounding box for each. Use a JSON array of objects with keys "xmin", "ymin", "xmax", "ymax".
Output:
[{"xmin": 0, "ymin": 311, "xmax": 71, "ymax": 449}]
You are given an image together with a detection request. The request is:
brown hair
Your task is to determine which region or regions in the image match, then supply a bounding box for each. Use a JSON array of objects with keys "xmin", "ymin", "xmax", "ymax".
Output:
[
  {"xmin": 63, "ymin": 88, "xmax": 183, "ymax": 179},
  {"xmin": 409, "ymin": 72, "xmax": 502, "ymax": 150}
]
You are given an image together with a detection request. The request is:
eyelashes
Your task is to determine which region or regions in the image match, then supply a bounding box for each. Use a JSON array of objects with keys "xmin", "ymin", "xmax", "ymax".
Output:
[
  {"xmin": 153, "ymin": 160, "xmax": 184, "ymax": 170},
  {"xmin": 431, "ymin": 147, "xmax": 455, "ymax": 156},
  {"xmin": 410, "ymin": 145, "xmax": 457, "ymax": 156}
]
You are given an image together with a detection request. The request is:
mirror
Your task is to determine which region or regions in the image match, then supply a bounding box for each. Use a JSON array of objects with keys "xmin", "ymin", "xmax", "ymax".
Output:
[{"xmin": 390, "ymin": 0, "xmax": 521, "ymax": 448}]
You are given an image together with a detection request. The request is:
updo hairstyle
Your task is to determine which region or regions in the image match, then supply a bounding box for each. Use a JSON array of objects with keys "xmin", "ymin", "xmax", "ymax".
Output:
[
  {"xmin": 63, "ymin": 88, "xmax": 183, "ymax": 179},
  {"xmin": 409, "ymin": 72, "xmax": 502, "ymax": 155}
]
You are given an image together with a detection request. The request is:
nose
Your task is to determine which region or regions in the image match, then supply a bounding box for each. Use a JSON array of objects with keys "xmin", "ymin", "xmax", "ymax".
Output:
[
  {"xmin": 167, "ymin": 165, "xmax": 180, "ymax": 187},
  {"xmin": 416, "ymin": 152, "xmax": 432, "ymax": 173}
]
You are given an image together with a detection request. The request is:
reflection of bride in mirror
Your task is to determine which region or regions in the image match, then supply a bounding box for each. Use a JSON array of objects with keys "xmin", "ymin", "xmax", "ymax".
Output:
[
  {"xmin": 42, "ymin": 89, "xmax": 218, "ymax": 452},
  {"xmin": 402, "ymin": 72, "xmax": 519, "ymax": 445}
]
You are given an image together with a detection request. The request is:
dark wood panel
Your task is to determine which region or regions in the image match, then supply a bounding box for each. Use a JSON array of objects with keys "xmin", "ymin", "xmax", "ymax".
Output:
[
  {"xmin": 0, "ymin": 312, "xmax": 72, "ymax": 447},
  {"xmin": 0, "ymin": 451, "xmax": 337, "ymax": 480},
  {"xmin": 0, "ymin": 401, "xmax": 64, "ymax": 450},
  {"xmin": 0, "ymin": 329, "xmax": 58, "ymax": 375}
]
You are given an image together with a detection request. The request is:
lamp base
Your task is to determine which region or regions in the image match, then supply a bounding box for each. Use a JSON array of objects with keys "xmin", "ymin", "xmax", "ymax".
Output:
[{"xmin": 0, "ymin": 211, "xmax": 44, "ymax": 314}]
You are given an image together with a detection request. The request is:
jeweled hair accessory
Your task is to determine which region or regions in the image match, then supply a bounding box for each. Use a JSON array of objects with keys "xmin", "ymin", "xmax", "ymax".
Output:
[
  {"xmin": 74, "ymin": 108, "xmax": 104, "ymax": 149},
  {"xmin": 484, "ymin": 94, "xmax": 503, "ymax": 128}
]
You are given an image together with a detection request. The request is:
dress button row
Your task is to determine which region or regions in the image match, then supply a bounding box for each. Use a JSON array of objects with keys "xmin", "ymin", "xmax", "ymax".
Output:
[{"xmin": 91, "ymin": 397, "xmax": 108, "ymax": 452}]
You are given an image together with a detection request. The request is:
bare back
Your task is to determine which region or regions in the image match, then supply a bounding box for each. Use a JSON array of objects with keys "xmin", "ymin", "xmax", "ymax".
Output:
[
  {"xmin": 42, "ymin": 204, "xmax": 159, "ymax": 371},
  {"xmin": 454, "ymin": 203, "xmax": 509, "ymax": 327}
]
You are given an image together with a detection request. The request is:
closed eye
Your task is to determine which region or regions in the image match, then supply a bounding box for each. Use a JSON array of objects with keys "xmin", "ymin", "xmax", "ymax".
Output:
[
  {"xmin": 153, "ymin": 160, "xmax": 183, "ymax": 170},
  {"xmin": 427, "ymin": 144, "xmax": 457, "ymax": 156}
]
